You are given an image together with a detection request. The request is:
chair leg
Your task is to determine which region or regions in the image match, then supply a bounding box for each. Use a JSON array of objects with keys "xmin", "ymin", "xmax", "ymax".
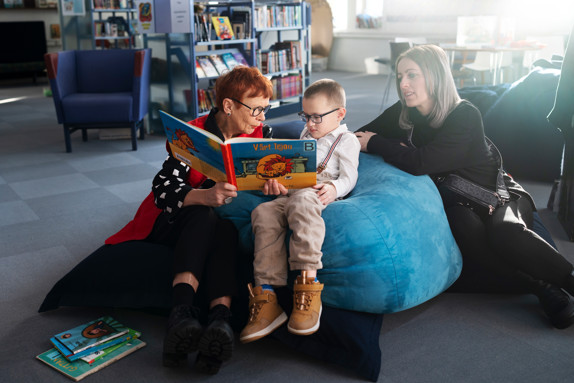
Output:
[
  {"xmin": 131, "ymin": 122, "xmax": 138, "ymax": 151},
  {"xmin": 81, "ymin": 129, "xmax": 88, "ymax": 142},
  {"xmin": 139, "ymin": 119, "xmax": 145, "ymax": 140},
  {"xmin": 63, "ymin": 125, "xmax": 72, "ymax": 153}
]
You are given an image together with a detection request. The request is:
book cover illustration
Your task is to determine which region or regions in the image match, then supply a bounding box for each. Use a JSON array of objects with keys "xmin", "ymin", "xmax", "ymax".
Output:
[
  {"xmin": 195, "ymin": 60, "xmax": 206, "ymax": 79},
  {"xmin": 50, "ymin": 316, "xmax": 128, "ymax": 357},
  {"xmin": 221, "ymin": 52, "xmax": 240, "ymax": 70},
  {"xmin": 197, "ymin": 56, "xmax": 219, "ymax": 77},
  {"xmin": 209, "ymin": 54, "xmax": 229, "ymax": 75},
  {"xmin": 211, "ymin": 16, "xmax": 234, "ymax": 40},
  {"xmin": 51, "ymin": 326, "xmax": 139, "ymax": 362},
  {"xmin": 159, "ymin": 110, "xmax": 317, "ymax": 190},
  {"xmin": 80, "ymin": 329, "xmax": 141, "ymax": 364},
  {"xmin": 36, "ymin": 339, "xmax": 146, "ymax": 381},
  {"xmin": 232, "ymin": 51, "xmax": 249, "ymax": 66}
]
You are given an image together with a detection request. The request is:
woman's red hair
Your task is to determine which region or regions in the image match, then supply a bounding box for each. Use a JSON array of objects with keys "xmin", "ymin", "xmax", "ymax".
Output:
[{"xmin": 215, "ymin": 66, "xmax": 273, "ymax": 109}]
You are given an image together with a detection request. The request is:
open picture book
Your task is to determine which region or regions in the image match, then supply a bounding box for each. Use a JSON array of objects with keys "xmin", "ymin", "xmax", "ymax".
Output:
[{"xmin": 159, "ymin": 111, "xmax": 317, "ymax": 190}]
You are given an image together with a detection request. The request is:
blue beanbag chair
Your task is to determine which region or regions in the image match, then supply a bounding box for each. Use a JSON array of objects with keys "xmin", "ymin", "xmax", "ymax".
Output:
[{"xmin": 216, "ymin": 152, "xmax": 462, "ymax": 314}]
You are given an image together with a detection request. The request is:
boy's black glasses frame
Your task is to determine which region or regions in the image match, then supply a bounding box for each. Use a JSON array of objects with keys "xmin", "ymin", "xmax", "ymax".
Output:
[{"xmin": 298, "ymin": 108, "xmax": 339, "ymax": 124}]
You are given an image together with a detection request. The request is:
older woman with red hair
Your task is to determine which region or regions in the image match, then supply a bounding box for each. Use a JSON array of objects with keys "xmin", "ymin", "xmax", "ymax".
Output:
[{"xmin": 105, "ymin": 66, "xmax": 273, "ymax": 374}]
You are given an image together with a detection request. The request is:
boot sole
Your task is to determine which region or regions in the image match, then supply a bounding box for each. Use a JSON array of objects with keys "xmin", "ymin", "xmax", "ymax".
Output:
[
  {"xmin": 162, "ymin": 318, "xmax": 203, "ymax": 367},
  {"xmin": 198, "ymin": 320, "xmax": 234, "ymax": 363},
  {"xmin": 287, "ymin": 305, "xmax": 322, "ymax": 335},
  {"xmin": 240, "ymin": 311, "xmax": 288, "ymax": 343}
]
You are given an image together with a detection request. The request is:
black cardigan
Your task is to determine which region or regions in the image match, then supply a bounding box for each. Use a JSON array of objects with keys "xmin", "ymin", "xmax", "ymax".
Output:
[{"xmin": 359, "ymin": 100, "xmax": 533, "ymax": 208}]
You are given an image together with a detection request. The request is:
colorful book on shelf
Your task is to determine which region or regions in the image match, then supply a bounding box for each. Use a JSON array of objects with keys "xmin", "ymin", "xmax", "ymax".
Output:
[
  {"xmin": 220, "ymin": 52, "xmax": 240, "ymax": 69},
  {"xmin": 211, "ymin": 15, "xmax": 234, "ymax": 40},
  {"xmin": 197, "ymin": 56, "xmax": 219, "ymax": 77},
  {"xmin": 51, "ymin": 327, "xmax": 140, "ymax": 362},
  {"xmin": 195, "ymin": 60, "xmax": 206, "ymax": 79},
  {"xmin": 209, "ymin": 54, "xmax": 230, "ymax": 74},
  {"xmin": 232, "ymin": 51, "xmax": 249, "ymax": 66},
  {"xmin": 36, "ymin": 339, "xmax": 146, "ymax": 382},
  {"xmin": 159, "ymin": 110, "xmax": 317, "ymax": 191},
  {"xmin": 49, "ymin": 317, "xmax": 129, "ymax": 359}
]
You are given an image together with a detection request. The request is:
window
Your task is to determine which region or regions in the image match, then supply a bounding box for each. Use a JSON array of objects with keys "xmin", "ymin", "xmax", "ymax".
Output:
[{"xmin": 327, "ymin": 0, "xmax": 383, "ymax": 30}]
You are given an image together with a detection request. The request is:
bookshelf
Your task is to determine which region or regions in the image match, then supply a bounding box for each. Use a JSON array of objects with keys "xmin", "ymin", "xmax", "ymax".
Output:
[
  {"xmin": 58, "ymin": 0, "xmax": 139, "ymax": 50},
  {"xmin": 90, "ymin": 0, "xmax": 138, "ymax": 49},
  {"xmin": 146, "ymin": 0, "xmax": 310, "ymax": 130},
  {"xmin": 254, "ymin": 1, "xmax": 310, "ymax": 118}
]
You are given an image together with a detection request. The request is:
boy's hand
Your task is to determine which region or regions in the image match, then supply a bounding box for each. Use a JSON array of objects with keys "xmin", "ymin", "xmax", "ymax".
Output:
[
  {"xmin": 262, "ymin": 179, "xmax": 288, "ymax": 196},
  {"xmin": 313, "ymin": 183, "xmax": 337, "ymax": 205}
]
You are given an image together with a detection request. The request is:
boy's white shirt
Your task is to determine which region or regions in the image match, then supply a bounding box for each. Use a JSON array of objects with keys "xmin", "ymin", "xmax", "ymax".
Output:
[{"xmin": 299, "ymin": 123, "xmax": 361, "ymax": 199}]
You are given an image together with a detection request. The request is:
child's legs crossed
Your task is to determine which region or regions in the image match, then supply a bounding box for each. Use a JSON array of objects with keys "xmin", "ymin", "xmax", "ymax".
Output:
[{"xmin": 251, "ymin": 198, "xmax": 290, "ymax": 286}]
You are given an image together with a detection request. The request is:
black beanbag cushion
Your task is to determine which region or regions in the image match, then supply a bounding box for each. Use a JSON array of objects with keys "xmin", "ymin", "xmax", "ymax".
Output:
[{"xmin": 39, "ymin": 241, "xmax": 384, "ymax": 381}]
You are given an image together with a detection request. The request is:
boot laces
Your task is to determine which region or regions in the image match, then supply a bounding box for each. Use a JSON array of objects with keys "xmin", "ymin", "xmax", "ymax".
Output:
[{"xmin": 294, "ymin": 291, "xmax": 312, "ymax": 311}]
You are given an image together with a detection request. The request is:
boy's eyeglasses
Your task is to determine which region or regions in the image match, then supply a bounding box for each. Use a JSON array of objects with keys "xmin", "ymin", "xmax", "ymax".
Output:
[
  {"xmin": 298, "ymin": 108, "xmax": 339, "ymax": 124},
  {"xmin": 230, "ymin": 98, "xmax": 271, "ymax": 117}
]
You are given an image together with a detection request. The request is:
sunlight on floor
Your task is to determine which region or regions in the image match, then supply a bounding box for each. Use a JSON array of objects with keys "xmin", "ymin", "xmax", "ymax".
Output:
[{"xmin": 0, "ymin": 96, "xmax": 28, "ymax": 105}]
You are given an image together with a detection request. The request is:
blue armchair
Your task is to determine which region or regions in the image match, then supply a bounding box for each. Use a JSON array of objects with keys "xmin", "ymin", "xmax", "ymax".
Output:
[{"xmin": 44, "ymin": 49, "xmax": 151, "ymax": 152}]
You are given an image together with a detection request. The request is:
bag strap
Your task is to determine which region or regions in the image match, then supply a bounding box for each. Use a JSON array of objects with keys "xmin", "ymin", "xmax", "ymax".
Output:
[
  {"xmin": 317, "ymin": 133, "xmax": 345, "ymax": 174},
  {"xmin": 485, "ymin": 136, "xmax": 511, "ymax": 201}
]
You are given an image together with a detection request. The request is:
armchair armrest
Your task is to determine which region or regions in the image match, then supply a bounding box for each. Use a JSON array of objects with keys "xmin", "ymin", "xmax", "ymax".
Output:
[
  {"xmin": 132, "ymin": 48, "xmax": 152, "ymax": 121},
  {"xmin": 45, "ymin": 51, "xmax": 79, "ymax": 124}
]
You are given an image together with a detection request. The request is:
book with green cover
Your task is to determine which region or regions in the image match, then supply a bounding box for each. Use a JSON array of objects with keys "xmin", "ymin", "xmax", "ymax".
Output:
[{"xmin": 36, "ymin": 339, "xmax": 146, "ymax": 381}]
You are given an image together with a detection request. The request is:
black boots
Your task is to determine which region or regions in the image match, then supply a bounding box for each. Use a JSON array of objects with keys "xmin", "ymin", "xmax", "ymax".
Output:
[
  {"xmin": 162, "ymin": 304, "xmax": 203, "ymax": 367},
  {"xmin": 535, "ymin": 282, "xmax": 574, "ymax": 329},
  {"xmin": 513, "ymin": 270, "xmax": 574, "ymax": 329},
  {"xmin": 163, "ymin": 303, "xmax": 234, "ymax": 374},
  {"xmin": 195, "ymin": 304, "xmax": 235, "ymax": 375}
]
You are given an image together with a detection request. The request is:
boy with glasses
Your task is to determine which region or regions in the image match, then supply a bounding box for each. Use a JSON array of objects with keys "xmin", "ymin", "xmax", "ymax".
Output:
[{"xmin": 240, "ymin": 79, "xmax": 361, "ymax": 343}]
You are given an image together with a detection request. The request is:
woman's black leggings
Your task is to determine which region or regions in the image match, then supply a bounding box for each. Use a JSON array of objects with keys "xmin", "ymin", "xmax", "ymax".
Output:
[
  {"xmin": 446, "ymin": 196, "xmax": 573, "ymax": 293},
  {"xmin": 146, "ymin": 205, "xmax": 238, "ymax": 302}
]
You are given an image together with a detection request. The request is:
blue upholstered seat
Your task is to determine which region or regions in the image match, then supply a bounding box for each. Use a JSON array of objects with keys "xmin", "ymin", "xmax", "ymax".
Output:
[
  {"xmin": 216, "ymin": 152, "xmax": 463, "ymax": 314},
  {"xmin": 44, "ymin": 49, "xmax": 151, "ymax": 152}
]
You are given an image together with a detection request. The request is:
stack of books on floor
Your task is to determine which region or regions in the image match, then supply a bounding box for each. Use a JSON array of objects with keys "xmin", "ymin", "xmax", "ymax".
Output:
[{"xmin": 36, "ymin": 316, "xmax": 145, "ymax": 381}]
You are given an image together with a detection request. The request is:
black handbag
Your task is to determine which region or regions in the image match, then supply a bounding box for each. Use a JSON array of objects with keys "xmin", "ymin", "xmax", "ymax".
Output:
[{"xmin": 436, "ymin": 137, "xmax": 511, "ymax": 216}]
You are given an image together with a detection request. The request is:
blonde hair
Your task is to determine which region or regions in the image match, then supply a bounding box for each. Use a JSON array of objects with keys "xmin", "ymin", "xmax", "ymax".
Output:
[
  {"xmin": 395, "ymin": 44, "xmax": 461, "ymax": 129},
  {"xmin": 303, "ymin": 78, "xmax": 346, "ymax": 108}
]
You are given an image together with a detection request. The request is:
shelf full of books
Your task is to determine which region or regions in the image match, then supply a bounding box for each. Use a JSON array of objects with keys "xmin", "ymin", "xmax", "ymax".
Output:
[
  {"xmin": 145, "ymin": 1, "xmax": 310, "ymax": 130},
  {"xmin": 254, "ymin": 2, "xmax": 302, "ymax": 30},
  {"xmin": 253, "ymin": 1, "xmax": 311, "ymax": 119},
  {"xmin": 90, "ymin": 0, "xmax": 138, "ymax": 49}
]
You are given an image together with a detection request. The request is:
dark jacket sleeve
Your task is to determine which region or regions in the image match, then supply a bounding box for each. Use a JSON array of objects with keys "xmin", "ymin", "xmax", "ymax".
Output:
[{"xmin": 366, "ymin": 102, "xmax": 490, "ymax": 177}]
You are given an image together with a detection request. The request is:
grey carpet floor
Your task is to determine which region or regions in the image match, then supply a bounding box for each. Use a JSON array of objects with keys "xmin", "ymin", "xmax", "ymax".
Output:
[{"xmin": 1, "ymin": 71, "xmax": 574, "ymax": 383}]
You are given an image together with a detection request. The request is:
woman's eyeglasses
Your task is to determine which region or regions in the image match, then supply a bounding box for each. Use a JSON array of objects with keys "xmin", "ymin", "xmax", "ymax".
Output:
[
  {"xmin": 230, "ymin": 98, "xmax": 271, "ymax": 117},
  {"xmin": 298, "ymin": 108, "xmax": 339, "ymax": 124}
]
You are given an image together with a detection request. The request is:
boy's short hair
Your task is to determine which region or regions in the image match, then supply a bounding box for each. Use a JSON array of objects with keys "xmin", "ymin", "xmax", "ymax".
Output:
[{"xmin": 303, "ymin": 79, "xmax": 346, "ymax": 108}]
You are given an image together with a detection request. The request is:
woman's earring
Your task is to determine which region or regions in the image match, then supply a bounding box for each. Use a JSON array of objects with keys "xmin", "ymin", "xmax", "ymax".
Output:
[{"xmin": 227, "ymin": 111, "xmax": 231, "ymax": 116}]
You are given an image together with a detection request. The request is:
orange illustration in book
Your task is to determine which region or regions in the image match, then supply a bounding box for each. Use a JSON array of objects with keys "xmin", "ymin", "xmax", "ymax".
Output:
[
  {"xmin": 81, "ymin": 320, "xmax": 115, "ymax": 339},
  {"xmin": 257, "ymin": 154, "xmax": 294, "ymax": 179},
  {"xmin": 173, "ymin": 129, "xmax": 198, "ymax": 152}
]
